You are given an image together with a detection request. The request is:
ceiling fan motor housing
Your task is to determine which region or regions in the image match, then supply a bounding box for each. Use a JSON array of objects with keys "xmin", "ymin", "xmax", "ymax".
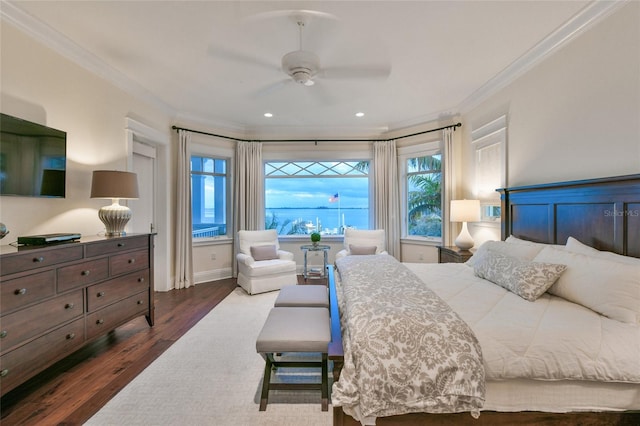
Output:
[{"xmin": 282, "ymin": 50, "xmax": 319, "ymax": 85}]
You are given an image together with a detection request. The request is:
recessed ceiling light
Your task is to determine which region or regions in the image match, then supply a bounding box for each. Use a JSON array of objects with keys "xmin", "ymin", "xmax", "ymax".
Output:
[
  {"xmin": 355, "ymin": 112, "xmax": 365, "ymax": 117},
  {"xmin": 264, "ymin": 112, "xmax": 273, "ymax": 118}
]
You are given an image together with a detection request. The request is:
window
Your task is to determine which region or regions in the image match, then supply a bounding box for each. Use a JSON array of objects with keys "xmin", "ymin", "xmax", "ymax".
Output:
[
  {"xmin": 191, "ymin": 155, "xmax": 228, "ymax": 238},
  {"xmin": 264, "ymin": 161, "xmax": 370, "ymax": 235},
  {"xmin": 404, "ymin": 153, "xmax": 442, "ymax": 239}
]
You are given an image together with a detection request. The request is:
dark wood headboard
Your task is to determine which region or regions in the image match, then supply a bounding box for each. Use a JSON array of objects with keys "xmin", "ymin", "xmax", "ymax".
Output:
[{"xmin": 498, "ymin": 174, "xmax": 640, "ymax": 258}]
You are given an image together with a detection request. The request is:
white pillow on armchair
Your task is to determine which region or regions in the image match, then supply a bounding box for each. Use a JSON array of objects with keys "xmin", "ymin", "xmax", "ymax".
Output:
[{"xmin": 335, "ymin": 228, "xmax": 387, "ymax": 261}]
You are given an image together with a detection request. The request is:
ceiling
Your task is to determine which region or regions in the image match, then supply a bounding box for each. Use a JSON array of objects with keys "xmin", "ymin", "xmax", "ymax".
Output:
[{"xmin": 3, "ymin": 1, "xmax": 605, "ymax": 138}]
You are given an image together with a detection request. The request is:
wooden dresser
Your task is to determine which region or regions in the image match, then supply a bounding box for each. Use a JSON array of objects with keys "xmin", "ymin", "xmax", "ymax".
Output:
[{"xmin": 0, "ymin": 234, "xmax": 154, "ymax": 396}]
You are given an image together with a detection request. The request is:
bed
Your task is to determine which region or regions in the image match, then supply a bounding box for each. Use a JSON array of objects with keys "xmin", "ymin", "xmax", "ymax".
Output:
[{"xmin": 327, "ymin": 174, "xmax": 640, "ymax": 425}]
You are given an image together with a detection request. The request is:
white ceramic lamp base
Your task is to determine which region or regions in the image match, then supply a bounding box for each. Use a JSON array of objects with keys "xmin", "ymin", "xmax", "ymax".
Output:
[
  {"xmin": 98, "ymin": 200, "xmax": 132, "ymax": 236},
  {"xmin": 454, "ymin": 221, "xmax": 474, "ymax": 250}
]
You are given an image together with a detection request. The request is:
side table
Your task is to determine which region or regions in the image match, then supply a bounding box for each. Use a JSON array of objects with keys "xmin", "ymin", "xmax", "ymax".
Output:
[
  {"xmin": 438, "ymin": 246, "xmax": 475, "ymax": 263},
  {"xmin": 300, "ymin": 244, "xmax": 330, "ymax": 281}
]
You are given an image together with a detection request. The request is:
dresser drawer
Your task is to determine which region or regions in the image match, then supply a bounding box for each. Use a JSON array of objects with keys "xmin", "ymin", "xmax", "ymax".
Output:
[
  {"xmin": 57, "ymin": 258, "xmax": 109, "ymax": 292},
  {"xmin": 85, "ymin": 236, "xmax": 148, "ymax": 258},
  {"xmin": 86, "ymin": 291, "xmax": 149, "ymax": 340},
  {"xmin": 87, "ymin": 269, "xmax": 150, "ymax": 312},
  {"xmin": 0, "ymin": 291, "xmax": 83, "ymax": 353},
  {"xmin": 1, "ymin": 270, "xmax": 56, "ymax": 314},
  {"xmin": 0, "ymin": 245, "xmax": 83, "ymax": 276},
  {"xmin": 110, "ymin": 249, "xmax": 148, "ymax": 276},
  {"xmin": 0, "ymin": 318, "xmax": 85, "ymax": 395}
]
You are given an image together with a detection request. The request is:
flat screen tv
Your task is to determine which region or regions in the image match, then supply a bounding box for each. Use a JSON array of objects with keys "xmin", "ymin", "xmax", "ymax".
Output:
[{"xmin": 0, "ymin": 113, "xmax": 67, "ymax": 198}]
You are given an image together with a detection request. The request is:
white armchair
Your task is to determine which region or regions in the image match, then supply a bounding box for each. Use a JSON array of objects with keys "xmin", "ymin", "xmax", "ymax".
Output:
[
  {"xmin": 335, "ymin": 228, "xmax": 388, "ymax": 261},
  {"xmin": 236, "ymin": 229, "xmax": 297, "ymax": 295}
]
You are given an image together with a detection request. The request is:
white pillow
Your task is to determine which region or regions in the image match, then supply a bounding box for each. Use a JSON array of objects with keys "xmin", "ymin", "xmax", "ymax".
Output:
[
  {"xmin": 250, "ymin": 244, "xmax": 278, "ymax": 261},
  {"xmin": 506, "ymin": 235, "xmax": 541, "ymax": 245},
  {"xmin": 565, "ymin": 236, "xmax": 640, "ymax": 266},
  {"xmin": 534, "ymin": 245, "xmax": 640, "ymax": 324},
  {"xmin": 466, "ymin": 240, "xmax": 544, "ymax": 267},
  {"xmin": 506, "ymin": 235, "xmax": 565, "ymax": 248},
  {"xmin": 473, "ymin": 249, "xmax": 566, "ymax": 302},
  {"xmin": 349, "ymin": 244, "xmax": 377, "ymax": 255}
]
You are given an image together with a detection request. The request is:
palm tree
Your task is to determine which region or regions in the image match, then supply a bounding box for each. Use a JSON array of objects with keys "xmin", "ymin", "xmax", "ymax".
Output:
[{"xmin": 407, "ymin": 155, "xmax": 442, "ymax": 236}]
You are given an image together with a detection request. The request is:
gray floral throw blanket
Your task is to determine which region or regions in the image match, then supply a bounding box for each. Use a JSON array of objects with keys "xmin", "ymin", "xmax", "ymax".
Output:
[{"xmin": 333, "ymin": 255, "xmax": 485, "ymax": 423}]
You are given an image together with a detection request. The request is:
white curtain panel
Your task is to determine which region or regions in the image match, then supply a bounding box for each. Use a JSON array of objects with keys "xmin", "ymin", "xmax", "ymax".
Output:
[
  {"xmin": 233, "ymin": 141, "xmax": 264, "ymax": 276},
  {"xmin": 373, "ymin": 140, "xmax": 400, "ymax": 258},
  {"xmin": 442, "ymin": 127, "xmax": 456, "ymax": 247},
  {"xmin": 174, "ymin": 130, "xmax": 194, "ymax": 289}
]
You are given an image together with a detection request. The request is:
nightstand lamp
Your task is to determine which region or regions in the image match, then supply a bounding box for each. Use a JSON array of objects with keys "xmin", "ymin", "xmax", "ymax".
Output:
[
  {"xmin": 450, "ymin": 199, "xmax": 480, "ymax": 250},
  {"xmin": 91, "ymin": 170, "xmax": 139, "ymax": 236}
]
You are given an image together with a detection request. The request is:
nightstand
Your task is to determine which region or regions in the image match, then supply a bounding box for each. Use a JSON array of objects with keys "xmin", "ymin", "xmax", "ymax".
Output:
[{"xmin": 438, "ymin": 246, "xmax": 475, "ymax": 263}]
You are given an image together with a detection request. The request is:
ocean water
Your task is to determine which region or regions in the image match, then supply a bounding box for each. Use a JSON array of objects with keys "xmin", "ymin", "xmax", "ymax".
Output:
[{"xmin": 266, "ymin": 208, "xmax": 369, "ymax": 235}]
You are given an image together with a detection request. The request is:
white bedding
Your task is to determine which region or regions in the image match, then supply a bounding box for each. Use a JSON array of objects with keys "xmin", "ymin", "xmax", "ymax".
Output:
[{"xmin": 404, "ymin": 263, "xmax": 640, "ymax": 384}]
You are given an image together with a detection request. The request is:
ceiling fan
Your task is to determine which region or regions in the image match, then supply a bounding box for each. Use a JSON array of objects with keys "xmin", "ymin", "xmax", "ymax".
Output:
[
  {"xmin": 208, "ymin": 11, "xmax": 391, "ymax": 96},
  {"xmin": 282, "ymin": 21, "xmax": 320, "ymax": 86},
  {"xmin": 280, "ymin": 18, "xmax": 392, "ymax": 88}
]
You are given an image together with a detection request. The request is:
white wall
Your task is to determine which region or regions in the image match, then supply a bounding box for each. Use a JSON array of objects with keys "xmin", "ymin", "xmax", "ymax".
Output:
[
  {"xmin": 1, "ymin": 23, "xmax": 175, "ymax": 290},
  {"xmin": 461, "ymin": 1, "xmax": 640, "ymax": 245}
]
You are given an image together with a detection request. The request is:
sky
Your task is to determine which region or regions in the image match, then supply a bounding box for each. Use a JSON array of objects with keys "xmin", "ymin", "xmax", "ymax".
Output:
[{"xmin": 265, "ymin": 177, "xmax": 369, "ymax": 208}]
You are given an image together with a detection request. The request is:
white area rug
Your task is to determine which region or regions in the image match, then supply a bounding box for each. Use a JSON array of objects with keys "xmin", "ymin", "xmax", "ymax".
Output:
[{"xmin": 86, "ymin": 287, "xmax": 332, "ymax": 426}]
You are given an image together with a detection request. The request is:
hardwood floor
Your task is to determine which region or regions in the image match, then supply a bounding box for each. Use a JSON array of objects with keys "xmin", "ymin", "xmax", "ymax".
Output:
[{"xmin": 0, "ymin": 278, "xmax": 238, "ymax": 426}]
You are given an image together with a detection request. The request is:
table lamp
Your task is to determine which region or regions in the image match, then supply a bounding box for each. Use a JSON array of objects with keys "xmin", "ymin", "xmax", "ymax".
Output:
[
  {"xmin": 450, "ymin": 199, "xmax": 480, "ymax": 250},
  {"xmin": 91, "ymin": 170, "xmax": 139, "ymax": 236}
]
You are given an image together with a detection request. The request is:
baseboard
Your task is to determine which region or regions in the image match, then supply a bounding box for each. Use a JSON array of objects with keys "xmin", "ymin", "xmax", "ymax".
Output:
[{"xmin": 195, "ymin": 267, "xmax": 233, "ymax": 285}]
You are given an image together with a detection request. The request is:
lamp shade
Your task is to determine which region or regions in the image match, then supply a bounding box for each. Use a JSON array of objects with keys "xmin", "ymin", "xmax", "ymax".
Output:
[
  {"xmin": 90, "ymin": 170, "xmax": 139, "ymax": 199},
  {"xmin": 450, "ymin": 199, "xmax": 480, "ymax": 223}
]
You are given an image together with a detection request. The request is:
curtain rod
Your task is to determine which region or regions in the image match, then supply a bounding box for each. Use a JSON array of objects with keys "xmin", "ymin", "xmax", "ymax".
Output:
[{"xmin": 171, "ymin": 122, "xmax": 461, "ymax": 143}]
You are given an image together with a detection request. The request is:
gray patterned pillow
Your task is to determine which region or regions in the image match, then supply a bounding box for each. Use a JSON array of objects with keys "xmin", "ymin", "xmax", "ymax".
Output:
[{"xmin": 473, "ymin": 249, "xmax": 567, "ymax": 301}]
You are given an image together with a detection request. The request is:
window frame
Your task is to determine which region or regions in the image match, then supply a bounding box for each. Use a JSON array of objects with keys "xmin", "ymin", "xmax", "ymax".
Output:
[{"xmin": 398, "ymin": 141, "xmax": 443, "ymax": 243}]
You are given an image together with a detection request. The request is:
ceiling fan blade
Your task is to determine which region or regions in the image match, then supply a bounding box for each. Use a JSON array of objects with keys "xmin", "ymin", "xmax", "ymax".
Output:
[
  {"xmin": 252, "ymin": 78, "xmax": 292, "ymax": 99},
  {"xmin": 207, "ymin": 45, "xmax": 279, "ymax": 72},
  {"xmin": 245, "ymin": 9, "xmax": 338, "ymax": 24},
  {"xmin": 305, "ymin": 80, "xmax": 340, "ymax": 106},
  {"xmin": 320, "ymin": 64, "xmax": 392, "ymax": 80}
]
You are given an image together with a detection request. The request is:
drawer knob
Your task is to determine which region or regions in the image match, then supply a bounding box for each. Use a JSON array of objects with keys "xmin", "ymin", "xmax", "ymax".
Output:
[
  {"xmin": 97, "ymin": 291, "xmax": 105, "ymax": 298},
  {"xmin": 137, "ymin": 300, "xmax": 143, "ymax": 305},
  {"xmin": 117, "ymin": 243, "xmax": 125, "ymax": 247},
  {"xmin": 0, "ymin": 369, "xmax": 8, "ymax": 378},
  {"xmin": 138, "ymin": 277, "xmax": 145, "ymax": 283},
  {"xmin": 96, "ymin": 319, "xmax": 104, "ymax": 325},
  {"xmin": 66, "ymin": 333, "xmax": 76, "ymax": 340},
  {"xmin": 33, "ymin": 256, "xmax": 44, "ymax": 263},
  {"xmin": 14, "ymin": 288, "xmax": 27, "ymax": 295},
  {"xmin": 128, "ymin": 258, "xmax": 136, "ymax": 264},
  {"xmin": 0, "ymin": 330, "xmax": 7, "ymax": 338},
  {"xmin": 81, "ymin": 270, "xmax": 91, "ymax": 276},
  {"xmin": 65, "ymin": 303, "xmax": 75, "ymax": 309}
]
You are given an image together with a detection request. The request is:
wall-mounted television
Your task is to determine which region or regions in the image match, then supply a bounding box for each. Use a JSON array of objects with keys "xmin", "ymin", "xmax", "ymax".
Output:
[{"xmin": 0, "ymin": 113, "xmax": 67, "ymax": 198}]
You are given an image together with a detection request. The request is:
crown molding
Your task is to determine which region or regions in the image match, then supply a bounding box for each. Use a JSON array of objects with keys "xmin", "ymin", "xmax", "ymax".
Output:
[
  {"xmin": 2, "ymin": 0, "xmax": 626, "ymax": 136},
  {"xmin": 1, "ymin": 1, "xmax": 176, "ymax": 117},
  {"xmin": 458, "ymin": 0, "xmax": 627, "ymax": 115}
]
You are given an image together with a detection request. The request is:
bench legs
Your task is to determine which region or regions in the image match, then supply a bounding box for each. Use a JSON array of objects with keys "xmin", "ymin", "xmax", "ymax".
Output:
[{"xmin": 259, "ymin": 352, "xmax": 329, "ymax": 411}]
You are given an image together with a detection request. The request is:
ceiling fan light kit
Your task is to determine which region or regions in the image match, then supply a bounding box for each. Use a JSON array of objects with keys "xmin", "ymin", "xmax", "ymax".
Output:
[{"xmin": 282, "ymin": 50, "xmax": 319, "ymax": 86}]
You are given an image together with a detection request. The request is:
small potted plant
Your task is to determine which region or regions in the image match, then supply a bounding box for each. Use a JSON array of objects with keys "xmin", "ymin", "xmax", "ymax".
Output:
[{"xmin": 310, "ymin": 232, "xmax": 321, "ymax": 247}]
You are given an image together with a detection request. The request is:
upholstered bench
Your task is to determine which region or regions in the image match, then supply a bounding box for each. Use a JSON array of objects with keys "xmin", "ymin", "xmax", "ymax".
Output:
[
  {"xmin": 255, "ymin": 307, "xmax": 331, "ymax": 411},
  {"xmin": 274, "ymin": 285, "xmax": 329, "ymax": 308}
]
